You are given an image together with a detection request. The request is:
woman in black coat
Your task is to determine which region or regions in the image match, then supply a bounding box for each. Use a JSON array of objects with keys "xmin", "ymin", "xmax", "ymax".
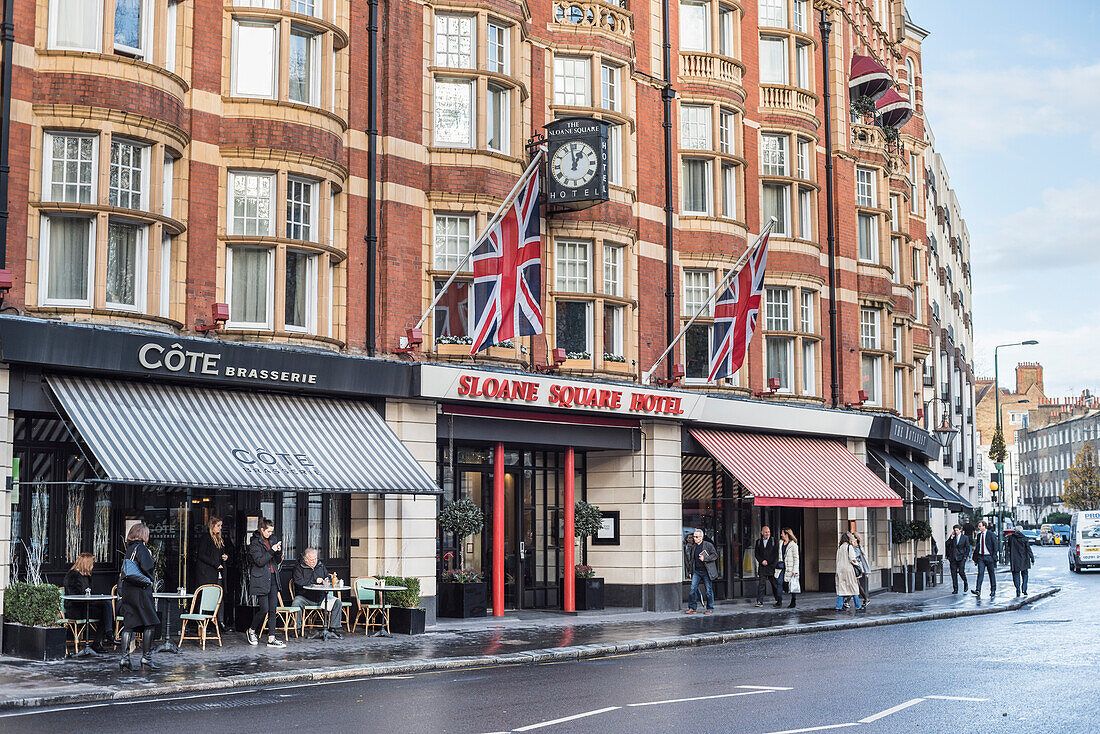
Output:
[
  {"xmin": 64, "ymin": 552, "xmax": 117, "ymax": 650},
  {"xmin": 195, "ymin": 516, "xmax": 232, "ymax": 631},
  {"xmin": 246, "ymin": 518, "xmax": 286, "ymax": 648},
  {"xmin": 118, "ymin": 523, "xmax": 160, "ymax": 671}
]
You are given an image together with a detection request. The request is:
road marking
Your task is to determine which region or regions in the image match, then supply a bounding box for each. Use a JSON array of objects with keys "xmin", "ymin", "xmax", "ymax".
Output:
[
  {"xmin": 737, "ymin": 685, "xmax": 794, "ymax": 691},
  {"xmin": 761, "ymin": 724, "xmax": 860, "ymax": 734},
  {"xmin": 858, "ymin": 698, "xmax": 925, "ymax": 723},
  {"xmin": 512, "ymin": 706, "xmax": 620, "ymax": 731},
  {"xmin": 375, "ymin": 675, "xmax": 414, "ymax": 680},
  {"xmin": 0, "ymin": 688, "xmax": 253, "ymax": 718},
  {"xmin": 925, "ymin": 695, "xmax": 988, "ymax": 701},
  {"xmin": 628, "ymin": 688, "xmax": 774, "ymax": 707}
]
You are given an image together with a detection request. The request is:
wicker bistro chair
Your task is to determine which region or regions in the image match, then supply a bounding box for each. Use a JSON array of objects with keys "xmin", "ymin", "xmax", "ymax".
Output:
[
  {"xmin": 178, "ymin": 584, "xmax": 223, "ymax": 650},
  {"xmin": 351, "ymin": 577, "xmax": 390, "ymax": 635},
  {"xmin": 260, "ymin": 592, "xmax": 301, "ymax": 641},
  {"xmin": 58, "ymin": 599, "xmax": 93, "ymax": 656},
  {"xmin": 111, "ymin": 584, "xmax": 123, "ymax": 639},
  {"xmin": 289, "ymin": 578, "xmax": 327, "ymax": 634}
]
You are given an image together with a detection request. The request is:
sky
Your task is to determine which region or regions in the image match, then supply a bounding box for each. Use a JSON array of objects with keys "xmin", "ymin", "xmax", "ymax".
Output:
[{"xmin": 909, "ymin": 0, "xmax": 1100, "ymax": 398}]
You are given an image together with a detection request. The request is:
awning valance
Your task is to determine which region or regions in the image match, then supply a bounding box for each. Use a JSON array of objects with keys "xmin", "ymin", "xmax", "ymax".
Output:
[
  {"xmin": 869, "ymin": 448, "xmax": 946, "ymax": 508},
  {"xmin": 48, "ymin": 376, "xmax": 440, "ymax": 495},
  {"xmin": 689, "ymin": 429, "xmax": 903, "ymax": 508}
]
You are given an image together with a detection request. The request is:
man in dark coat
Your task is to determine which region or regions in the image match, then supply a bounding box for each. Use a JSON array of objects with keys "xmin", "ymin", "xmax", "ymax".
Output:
[
  {"xmin": 945, "ymin": 524, "xmax": 971, "ymax": 593},
  {"xmin": 754, "ymin": 526, "xmax": 782, "ymax": 607},
  {"xmin": 971, "ymin": 520, "xmax": 999, "ymax": 598},
  {"xmin": 684, "ymin": 529, "xmax": 718, "ymax": 614},
  {"xmin": 291, "ymin": 548, "xmax": 344, "ymax": 635},
  {"xmin": 1007, "ymin": 528, "xmax": 1036, "ymax": 596}
]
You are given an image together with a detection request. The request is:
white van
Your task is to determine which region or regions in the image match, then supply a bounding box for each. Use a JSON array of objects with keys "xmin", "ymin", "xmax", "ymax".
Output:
[{"xmin": 1069, "ymin": 511, "xmax": 1100, "ymax": 572}]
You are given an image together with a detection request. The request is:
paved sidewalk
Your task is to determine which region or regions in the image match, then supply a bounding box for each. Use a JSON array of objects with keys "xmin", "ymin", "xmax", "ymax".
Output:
[{"xmin": 0, "ymin": 570, "xmax": 1056, "ymax": 710}]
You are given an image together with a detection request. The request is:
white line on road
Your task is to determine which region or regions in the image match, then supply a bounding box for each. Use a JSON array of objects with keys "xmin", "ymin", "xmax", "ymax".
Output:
[
  {"xmin": 628, "ymin": 689, "xmax": 773, "ymax": 707},
  {"xmin": 925, "ymin": 695, "xmax": 989, "ymax": 701},
  {"xmin": 737, "ymin": 685, "xmax": 795, "ymax": 691},
  {"xmin": 761, "ymin": 724, "xmax": 861, "ymax": 734},
  {"xmin": 858, "ymin": 698, "xmax": 925, "ymax": 723},
  {"xmin": 512, "ymin": 706, "xmax": 621, "ymax": 731}
]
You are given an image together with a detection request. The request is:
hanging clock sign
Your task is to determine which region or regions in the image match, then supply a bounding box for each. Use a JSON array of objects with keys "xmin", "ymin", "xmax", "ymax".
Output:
[{"xmin": 545, "ymin": 117, "xmax": 610, "ymax": 210}]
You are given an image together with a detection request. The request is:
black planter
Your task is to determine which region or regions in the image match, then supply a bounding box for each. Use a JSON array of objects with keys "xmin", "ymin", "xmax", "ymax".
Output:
[
  {"xmin": 891, "ymin": 565, "xmax": 916, "ymax": 593},
  {"xmin": 2, "ymin": 622, "xmax": 67, "ymax": 661},
  {"xmin": 561, "ymin": 577, "xmax": 604, "ymax": 610},
  {"xmin": 437, "ymin": 582, "xmax": 487, "ymax": 618},
  {"xmin": 389, "ymin": 607, "xmax": 426, "ymax": 635}
]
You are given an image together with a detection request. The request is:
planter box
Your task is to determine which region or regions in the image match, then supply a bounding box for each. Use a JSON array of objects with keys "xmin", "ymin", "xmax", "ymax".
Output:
[
  {"xmin": 891, "ymin": 565, "xmax": 916, "ymax": 593},
  {"xmin": 437, "ymin": 582, "xmax": 487, "ymax": 618},
  {"xmin": 2, "ymin": 622, "xmax": 67, "ymax": 661},
  {"xmin": 560, "ymin": 577, "xmax": 604, "ymax": 611},
  {"xmin": 389, "ymin": 607, "xmax": 426, "ymax": 635}
]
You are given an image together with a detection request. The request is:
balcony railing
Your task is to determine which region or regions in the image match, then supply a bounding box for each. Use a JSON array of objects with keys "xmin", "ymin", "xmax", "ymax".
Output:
[
  {"xmin": 760, "ymin": 84, "xmax": 816, "ymax": 117},
  {"xmin": 923, "ymin": 373, "xmax": 934, "ymax": 387},
  {"xmin": 955, "ymin": 396, "xmax": 962, "ymax": 414},
  {"xmin": 553, "ymin": 0, "xmax": 632, "ymax": 40},
  {"xmin": 678, "ymin": 52, "xmax": 743, "ymax": 88}
]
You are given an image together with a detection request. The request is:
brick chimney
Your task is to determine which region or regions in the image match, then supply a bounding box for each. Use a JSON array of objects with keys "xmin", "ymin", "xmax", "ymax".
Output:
[{"xmin": 1015, "ymin": 362, "xmax": 1043, "ymax": 394}]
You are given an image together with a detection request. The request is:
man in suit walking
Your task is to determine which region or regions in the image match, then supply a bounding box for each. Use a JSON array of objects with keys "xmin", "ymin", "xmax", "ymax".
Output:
[
  {"xmin": 945, "ymin": 524, "xmax": 971, "ymax": 593},
  {"xmin": 754, "ymin": 526, "xmax": 782, "ymax": 608},
  {"xmin": 684, "ymin": 529, "xmax": 719, "ymax": 614},
  {"xmin": 971, "ymin": 520, "xmax": 999, "ymax": 598}
]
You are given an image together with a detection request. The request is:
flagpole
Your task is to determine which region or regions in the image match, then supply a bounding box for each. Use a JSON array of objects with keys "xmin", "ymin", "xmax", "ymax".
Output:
[
  {"xmin": 413, "ymin": 150, "xmax": 545, "ymax": 334},
  {"xmin": 640, "ymin": 218, "xmax": 775, "ymax": 385}
]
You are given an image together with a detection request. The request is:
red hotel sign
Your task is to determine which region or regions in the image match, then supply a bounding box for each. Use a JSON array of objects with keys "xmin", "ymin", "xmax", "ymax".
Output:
[{"xmin": 419, "ymin": 365, "xmax": 703, "ymax": 419}]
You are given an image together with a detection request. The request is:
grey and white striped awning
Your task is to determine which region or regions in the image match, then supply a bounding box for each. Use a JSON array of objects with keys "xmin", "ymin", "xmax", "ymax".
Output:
[{"xmin": 48, "ymin": 376, "xmax": 440, "ymax": 494}]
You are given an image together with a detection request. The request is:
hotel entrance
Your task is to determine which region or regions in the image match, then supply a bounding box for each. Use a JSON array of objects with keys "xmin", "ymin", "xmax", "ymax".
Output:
[{"xmin": 439, "ymin": 446, "xmax": 586, "ymax": 610}]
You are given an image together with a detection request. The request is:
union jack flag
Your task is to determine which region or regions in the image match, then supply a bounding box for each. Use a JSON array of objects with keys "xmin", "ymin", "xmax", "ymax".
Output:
[
  {"xmin": 708, "ymin": 232, "xmax": 771, "ymax": 382},
  {"xmin": 469, "ymin": 168, "xmax": 544, "ymax": 354}
]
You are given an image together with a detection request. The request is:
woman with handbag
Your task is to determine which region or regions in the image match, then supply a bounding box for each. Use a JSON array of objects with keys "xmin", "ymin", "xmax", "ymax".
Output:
[
  {"xmin": 118, "ymin": 523, "xmax": 160, "ymax": 671},
  {"xmin": 195, "ymin": 516, "xmax": 232, "ymax": 633},
  {"xmin": 835, "ymin": 532, "xmax": 864, "ymax": 611},
  {"xmin": 851, "ymin": 531, "xmax": 872, "ymax": 607},
  {"xmin": 779, "ymin": 529, "xmax": 800, "ymax": 609}
]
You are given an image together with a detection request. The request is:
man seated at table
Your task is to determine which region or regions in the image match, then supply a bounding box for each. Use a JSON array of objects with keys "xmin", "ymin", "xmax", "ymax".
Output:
[{"xmin": 291, "ymin": 548, "xmax": 344, "ymax": 638}]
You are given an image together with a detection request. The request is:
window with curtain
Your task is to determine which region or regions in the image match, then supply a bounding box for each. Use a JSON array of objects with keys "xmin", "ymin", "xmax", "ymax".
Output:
[
  {"xmin": 761, "ymin": 134, "xmax": 787, "ymax": 175},
  {"xmin": 603, "ymin": 304, "xmax": 624, "ymax": 357},
  {"xmin": 795, "ymin": 42, "xmax": 810, "ymax": 89},
  {"xmin": 682, "ymin": 159, "xmax": 711, "ymax": 215},
  {"xmin": 555, "ymin": 301, "xmax": 589, "ymax": 354},
  {"xmin": 766, "ymin": 336, "xmax": 793, "ymax": 391},
  {"xmin": 762, "ymin": 183, "xmax": 789, "ymax": 235},
  {"xmin": 722, "ymin": 164, "xmax": 737, "ymax": 219},
  {"xmin": 760, "ymin": 36, "xmax": 787, "ymax": 84},
  {"xmin": 232, "ymin": 21, "xmax": 278, "ymax": 98},
  {"xmin": 43, "ymin": 216, "xmax": 93, "ymax": 304},
  {"xmin": 228, "ymin": 246, "xmax": 272, "ymax": 327},
  {"xmin": 307, "ymin": 493, "xmax": 323, "ymax": 550},
  {"xmin": 106, "ymin": 221, "xmax": 142, "ymax": 309},
  {"xmin": 285, "ymin": 250, "xmax": 316, "ymax": 332},
  {"xmin": 49, "ymin": 0, "xmax": 102, "ymax": 51},
  {"xmin": 94, "ymin": 488, "xmax": 111, "ymax": 562},
  {"xmin": 685, "ymin": 324, "xmax": 711, "ymax": 380},
  {"xmin": 858, "ymin": 214, "xmax": 878, "ymax": 262},
  {"xmin": 798, "ymin": 188, "xmax": 812, "ymax": 239},
  {"xmin": 328, "ymin": 495, "xmax": 347, "ymax": 560},
  {"xmin": 679, "ymin": 2, "xmax": 710, "ymax": 52},
  {"xmin": 282, "ymin": 493, "xmax": 298, "ymax": 560},
  {"xmin": 802, "ymin": 341, "xmax": 815, "ymax": 395},
  {"xmin": 862, "ymin": 355, "xmax": 882, "ymax": 405}
]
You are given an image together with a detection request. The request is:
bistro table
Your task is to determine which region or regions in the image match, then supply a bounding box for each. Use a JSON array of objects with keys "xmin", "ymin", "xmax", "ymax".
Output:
[
  {"xmin": 61, "ymin": 593, "xmax": 117, "ymax": 658},
  {"xmin": 152, "ymin": 590, "xmax": 191, "ymax": 654},
  {"xmin": 360, "ymin": 582, "xmax": 406, "ymax": 637},
  {"xmin": 302, "ymin": 584, "xmax": 351, "ymax": 640}
]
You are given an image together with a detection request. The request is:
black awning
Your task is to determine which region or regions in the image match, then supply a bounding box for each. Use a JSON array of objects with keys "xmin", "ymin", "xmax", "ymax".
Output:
[{"xmin": 869, "ymin": 448, "xmax": 946, "ymax": 507}]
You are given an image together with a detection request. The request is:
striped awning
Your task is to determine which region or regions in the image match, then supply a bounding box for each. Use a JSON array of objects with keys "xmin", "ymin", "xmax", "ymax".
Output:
[
  {"xmin": 689, "ymin": 429, "xmax": 902, "ymax": 508},
  {"xmin": 48, "ymin": 376, "xmax": 440, "ymax": 494}
]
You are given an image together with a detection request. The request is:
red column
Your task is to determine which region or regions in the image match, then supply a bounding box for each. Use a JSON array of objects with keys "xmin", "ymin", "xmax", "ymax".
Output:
[
  {"xmin": 564, "ymin": 446, "xmax": 575, "ymax": 612},
  {"xmin": 492, "ymin": 441, "xmax": 504, "ymax": 616}
]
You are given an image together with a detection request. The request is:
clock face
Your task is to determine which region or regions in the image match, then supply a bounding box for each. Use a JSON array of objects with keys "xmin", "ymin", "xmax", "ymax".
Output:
[{"xmin": 551, "ymin": 141, "xmax": 598, "ymax": 188}]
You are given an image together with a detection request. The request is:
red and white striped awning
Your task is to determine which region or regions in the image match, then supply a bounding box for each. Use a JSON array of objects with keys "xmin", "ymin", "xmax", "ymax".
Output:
[
  {"xmin": 849, "ymin": 54, "xmax": 893, "ymax": 102},
  {"xmin": 689, "ymin": 429, "xmax": 903, "ymax": 508}
]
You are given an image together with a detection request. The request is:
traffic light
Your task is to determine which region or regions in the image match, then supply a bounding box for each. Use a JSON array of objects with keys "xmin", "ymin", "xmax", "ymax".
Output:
[{"xmin": 989, "ymin": 479, "xmax": 999, "ymax": 505}]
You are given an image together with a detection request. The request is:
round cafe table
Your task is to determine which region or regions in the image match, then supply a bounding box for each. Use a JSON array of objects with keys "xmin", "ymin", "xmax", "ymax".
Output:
[
  {"xmin": 61, "ymin": 594, "xmax": 118, "ymax": 658},
  {"xmin": 302, "ymin": 585, "xmax": 351, "ymax": 640},
  {"xmin": 152, "ymin": 591, "xmax": 191, "ymax": 654},
  {"xmin": 360, "ymin": 583, "xmax": 406, "ymax": 637}
]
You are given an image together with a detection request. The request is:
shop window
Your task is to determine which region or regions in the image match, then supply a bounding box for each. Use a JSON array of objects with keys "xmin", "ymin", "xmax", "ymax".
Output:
[
  {"xmin": 433, "ymin": 214, "xmax": 473, "ymax": 270},
  {"xmin": 93, "ymin": 488, "xmax": 111, "ymax": 562},
  {"xmin": 229, "ymin": 171, "xmax": 276, "ymax": 236},
  {"xmin": 285, "ymin": 250, "xmax": 317, "ymax": 332},
  {"xmin": 282, "ymin": 493, "xmax": 298, "ymax": 561},
  {"xmin": 434, "ymin": 78, "xmax": 475, "ymax": 148},
  {"xmin": 232, "ymin": 21, "xmax": 279, "ymax": 98},
  {"xmin": 553, "ymin": 56, "xmax": 590, "ymax": 107},
  {"xmin": 48, "ymin": 0, "xmax": 103, "ymax": 51},
  {"xmin": 109, "ymin": 139, "xmax": 147, "ymax": 210},
  {"xmin": 286, "ymin": 176, "xmax": 318, "ymax": 241},
  {"xmin": 105, "ymin": 221, "xmax": 146, "ymax": 311},
  {"xmin": 40, "ymin": 216, "xmax": 95, "ymax": 306},
  {"xmin": 288, "ymin": 27, "xmax": 321, "ymax": 106},
  {"xmin": 227, "ymin": 246, "xmax": 274, "ymax": 328},
  {"xmin": 328, "ymin": 495, "xmax": 347, "ymax": 560},
  {"xmin": 44, "ymin": 133, "xmax": 96, "ymax": 204},
  {"xmin": 435, "ymin": 14, "xmax": 475, "ymax": 68}
]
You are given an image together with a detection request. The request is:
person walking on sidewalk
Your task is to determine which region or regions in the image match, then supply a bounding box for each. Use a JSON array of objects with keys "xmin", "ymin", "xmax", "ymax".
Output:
[
  {"xmin": 850, "ymin": 532, "xmax": 871, "ymax": 607},
  {"xmin": 117, "ymin": 523, "xmax": 160, "ymax": 671},
  {"xmin": 971, "ymin": 520, "xmax": 999, "ymax": 598},
  {"xmin": 945, "ymin": 524, "xmax": 971, "ymax": 594},
  {"xmin": 835, "ymin": 533, "xmax": 863, "ymax": 611},
  {"xmin": 754, "ymin": 526, "xmax": 782, "ymax": 607},
  {"xmin": 779, "ymin": 529, "xmax": 800, "ymax": 608},
  {"xmin": 684, "ymin": 529, "xmax": 718, "ymax": 615},
  {"xmin": 247, "ymin": 519, "xmax": 287, "ymax": 648},
  {"xmin": 1007, "ymin": 528, "xmax": 1035, "ymax": 596}
]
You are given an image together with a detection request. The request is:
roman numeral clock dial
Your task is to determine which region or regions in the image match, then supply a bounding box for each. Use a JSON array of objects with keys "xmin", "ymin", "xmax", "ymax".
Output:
[{"xmin": 551, "ymin": 141, "xmax": 598, "ymax": 188}]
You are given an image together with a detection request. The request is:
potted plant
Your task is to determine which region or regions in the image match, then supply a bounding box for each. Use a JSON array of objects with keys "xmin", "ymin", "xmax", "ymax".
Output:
[
  {"xmin": 562, "ymin": 500, "xmax": 605, "ymax": 610},
  {"xmin": 383, "ymin": 576, "xmax": 425, "ymax": 634},
  {"xmin": 890, "ymin": 520, "xmax": 916, "ymax": 593},
  {"xmin": 2, "ymin": 581, "xmax": 66, "ymax": 661},
  {"xmin": 910, "ymin": 520, "xmax": 934, "ymax": 590},
  {"xmin": 437, "ymin": 498, "xmax": 488, "ymax": 618}
]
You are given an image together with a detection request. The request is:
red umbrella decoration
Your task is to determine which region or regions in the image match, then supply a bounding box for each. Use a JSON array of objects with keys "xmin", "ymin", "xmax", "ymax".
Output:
[
  {"xmin": 875, "ymin": 88, "xmax": 914, "ymax": 130},
  {"xmin": 848, "ymin": 54, "xmax": 892, "ymax": 103}
]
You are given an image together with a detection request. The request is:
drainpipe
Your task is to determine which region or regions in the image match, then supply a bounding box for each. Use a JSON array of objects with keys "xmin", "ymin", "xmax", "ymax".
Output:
[
  {"xmin": 820, "ymin": 9, "xmax": 840, "ymax": 408},
  {"xmin": 0, "ymin": 0, "xmax": 15, "ymax": 269},
  {"xmin": 661, "ymin": 0, "xmax": 676, "ymax": 381},
  {"xmin": 364, "ymin": 0, "xmax": 379, "ymax": 355}
]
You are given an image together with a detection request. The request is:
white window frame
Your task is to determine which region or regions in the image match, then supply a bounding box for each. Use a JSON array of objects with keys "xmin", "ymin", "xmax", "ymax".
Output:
[
  {"xmin": 433, "ymin": 213, "xmax": 474, "ymax": 271},
  {"xmin": 603, "ymin": 243, "xmax": 623, "ymax": 297},
  {"xmin": 680, "ymin": 104, "xmax": 712, "ymax": 150},
  {"xmin": 38, "ymin": 215, "xmax": 96, "ymax": 307},
  {"xmin": 762, "ymin": 182, "xmax": 790, "ymax": 236},
  {"xmin": 289, "ymin": 0, "xmax": 320, "ymax": 18},
  {"xmin": 328, "ymin": 262, "xmax": 336, "ymax": 338},
  {"xmin": 798, "ymin": 188, "xmax": 812, "ymax": 239},
  {"xmin": 856, "ymin": 167, "xmax": 876, "ymax": 207},
  {"xmin": 231, "ymin": 20, "xmax": 279, "ymax": 99},
  {"xmin": 104, "ymin": 220, "xmax": 148, "ymax": 312},
  {"xmin": 286, "ymin": 176, "xmax": 318, "ymax": 242},
  {"xmin": 43, "ymin": 131, "xmax": 98, "ymax": 204},
  {"xmin": 793, "ymin": 0, "xmax": 808, "ymax": 33},
  {"xmin": 159, "ymin": 233, "xmax": 172, "ymax": 318},
  {"xmin": 553, "ymin": 56, "xmax": 591, "ymax": 107},
  {"xmin": 765, "ymin": 286, "xmax": 792, "ymax": 331},
  {"xmin": 607, "ymin": 123, "xmax": 623, "ymax": 186},
  {"xmin": 283, "ymin": 249, "xmax": 318, "ymax": 333},
  {"xmin": 719, "ymin": 109, "xmax": 735, "ymax": 154},
  {"xmin": 601, "ymin": 62, "xmax": 620, "ymax": 112},
  {"xmin": 228, "ymin": 171, "xmax": 277, "ymax": 236},
  {"xmin": 487, "ymin": 22, "xmax": 509, "ymax": 74},
  {"xmin": 760, "ymin": 36, "xmax": 788, "ymax": 84},
  {"xmin": 679, "ymin": 1, "xmax": 710, "ymax": 52},
  {"xmin": 434, "ymin": 13, "xmax": 476, "ymax": 69},
  {"xmin": 681, "ymin": 158, "xmax": 712, "ymax": 216},
  {"xmin": 862, "ymin": 354, "xmax": 883, "ymax": 406},
  {"xmin": 433, "ymin": 78, "xmax": 476, "ymax": 148},
  {"xmin": 288, "ymin": 26, "xmax": 322, "ymax": 106},
  {"xmin": 860, "ymin": 307, "xmax": 880, "ymax": 349},
  {"xmin": 722, "ymin": 163, "xmax": 737, "ymax": 220},
  {"xmin": 226, "ymin": 245, "xmax": 275, "ymax": 330},
  {"xmin": 858, "ymin": 213, "xmax": 878, "ymax": 263},
  {"xmin": 165, "ymin": 1, "xmax": 177, "ymax": 70},
  {"xmin": 800, "ymin": 290, "xmax": 814, "ymax": 332},
  {"xmin": 802, "ymin": 339, "xmax": 815, "ymax": 395},
  {"xmin": 555, "ymin": 239, "xmax": 591, "ymax": 292},
  {"xmin": 113, "ymin": 0, "xmax": 152, "ymax": 59},
  {"xmin": 766, "ymin": 335, "xmax": 794, "ymax": 393},
  {"xmin": 893, "ymin": 323, "xmax": 903, "ymax": 361},
  {"xmin": 759, "ymin": 0, "xmax": 786, "ymax": 28},
  {"xmin": 108, "ymin": 138, "xmax": 149, "ymax": 211},
  {"xmin": 762, "ymin": 134, "xmax": 788, "ymax": 176},
  {"xmin": 603, "ymin": 303, "xmax": 624, "ymax": 357},
  {"xmin": 47, "ymin": 0, "xmax": 104, "ymax": 52},
  {"xmin": 487, "ymin": 84, "xmax": 510, "ymax": 155},
  {"xmin": 683, "ymin": 269, "xmax": 713, "ymax": 317},
  {"xmin": 719, "ymin": 6, "xmax": 735, "ymax": 56},
  {"xmin": 796, "ymin": 138, "xmax": 810, "ymax": 179},
  {"xmin": 162, "ymin": 154, "xmax": 174, "ymax": 217},
  {"xmin": 795, "ymin": 42, "xmax": 810, "ymax": 89},
  {"xmin": 914, "ymin": 283, "xmax": 923, "ymax": 321}
]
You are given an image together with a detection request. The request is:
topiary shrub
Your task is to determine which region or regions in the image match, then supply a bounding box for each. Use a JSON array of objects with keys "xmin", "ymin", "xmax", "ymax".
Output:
[
  {"xmin": 439, "ymin": 497, "xmax": 485, "ymax": 568},
  {"xmin": 892, "ymin": 520, "xmax": 914, "ymax": 545},
  {"xmin": 382, "ymin": 576, "xmax": 422, "ymax": 609},
  {"xmin": 4, "ymin": 582, "xmax": 63, "ymax": 627},
  {"xmin": 574, "ymin": 500, "xmax": 604, "ymax": 539},
  {"xmin": 910, "ymin": 520, "xmax": 933, "ymax": 541}
]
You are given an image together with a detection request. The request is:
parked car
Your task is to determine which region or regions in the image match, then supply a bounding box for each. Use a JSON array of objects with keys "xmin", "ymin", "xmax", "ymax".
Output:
[
  {"xmin": 1053, "ymin": 524, "xmax": 1071, "ymax": 544},
  {"xmin": 1069, "ymin": 511, "xmax": 1100, "ymax": 573},
  {"xmin": 1020, "ymin": 529, "xmax": 1040, "ymax": 545}
]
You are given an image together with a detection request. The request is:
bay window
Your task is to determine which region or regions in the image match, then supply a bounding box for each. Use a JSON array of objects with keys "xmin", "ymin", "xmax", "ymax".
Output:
[
  {"xmin": 767, "ymin": 336, "xmax": 793, "ymax": 392},
  {"xmin": 762, "ymin": 183, "xmax": 790, "ymax": 235},
  {"xmin": 44, "ymin": 133, "xmax": 96, "ymax": 204},
  {"xmin": 227, "ymin": 246, "xmax": 274, "ymax": 328},
  {"xmin": 603, "ymin": 244, "xmax": 622, "ymax": 297},
  {"xmin": 556, "ymin": 301, "xmax": 590, "ymax": 355},
  {"xmin": 114, "ymin": 0, "xmax": 150, "ymax": 59},
  {"xmin": 796, "ymin": 138, "xmax": 810, "ymax": 179},
  {"xmin": 487, "ymin": 22, "xmax": 508, "ymax": 73},
  {"xmin": 795, "ymin": 42, "xmax": 810, "ymax": 89},
  {"xmin": 434, "ymin": 79, "xmax": 475, "ymax": 148},
  {"xmin": 553, "ymin": 56, "xmax": 590, "ymax": 107},
  {"xmin": 765, "ymin": 287, "xmax": 791, "ymax": 331},
  {"xmin": 793, "ymin": 0, "xmax": 808, "ymax": 32},
  {"xmin": 860, "ymin": 308, "xmax": 880, "ymax": 349},
  {"xmin": 160, "ymin": 234, "xmax": 172, "ymax": 317},
  {"xmin": 286, "ymin": 176, "xmax": 317, "ymax": 242},
  {"xmin": 288, "ymin": 27, "xmax": 321, "ymax": 106},
  {"xmin": 719, "ymin": 110, "xmax": 735, "ymax": 154},
  {"xmin": 228, "ymin": 171, "xmax": 276, "ymax": 236},
  {"xmin": 681, "ymin": 105, "xmax": 712, "ymax": 150},
  {"xmin": 433, "ymin": 278, "xmax": 470, "ymax": 340},
  {"xmin": 555, "ymin": 240, "xmax": 590, "ymax": 292},
  {"xmin": 679, "ymin": 1, "xmax": 710, "ymax": 52},
  {"xmin": 682, "ymin": 159, "xmax": 711, "ymax": 215},
  {"xmin": 802, "ymin": 340, "xmax": 815, "ymax": 395},
  {"xmin": 487, "ymin": 85, "xmax": 509, "ymax": 154},
  {"xmin": 232, "ymin": 21, "xmax": 278, "ymax": 98},
  {"xmin": 762, "ymin": 134, "xmax": 787, "ymax": 175},
  {"xmin": 760, "ymin": 36, "xmax": 788, "ymax": 84},
  {"xmin": 891, "ymin": 237, "xmax": 901, "ymax": 283},
  {"xmin": 433, "ymin": 214, "xmax": 473, "ymax": 270},
  {"xmin": 856, "ymin": 167, "xmax": 876, "ymax": 207},
  {"xmin": 603, "ymin": 305, "xmax": 624, "ymax": 358},
  {"xmin": 683, "ymin": 269, "xmax": 714, "ymax": 381},
  {"xmin": 601, "ymin": 63, "xmax": 620, "ymax": 111},
  {"xmin": 719, "ymin": 7, "xmax": 736, "ymax": 56},
  {"xmin": 435, "ymin": 14, "xmax": 475, "ymax": 68},
  {"xmin": 162, "ymin": 154, "xmax": 174, "ymax": 217},
  {"xmin": 40, "ymin": 216, "xmax": 95, "ymax": 306},
  {"xmin": 858, "ymin": 214, "xmax": 878, "ymax": 262},
  {"xmin": 109, "ymin": 139, "xmax": 147, "ymax": 210},
  {"xmin": 800, "ymin": 290, "xmax": 813, "ymax": 332},
  {"xmin": 48, "ymin": 0, "xmax": 103, "ymax": 51},
  {"xmin": 105, "ymin": 221, "xmax": 145, "ymax": 311},
  {"xmin": 608, "ymin": 124, "xmax": 623, "ymax": 186},
  {"xmin": 798, "ymin": 188, "xmax": 812, "ymax": 239},
  {"xmin": 759, "ymin": 0, "xmax": 786, "ymax": 28},
  {"xmin": 284, "ymin": 250, "xmax": 317, "ymax": 332},
  {"xmin": 722, "ymin": 164, "xmax": 737, "ymax": 220},
  {"xmin": 862, "ymin": 355, "xmax": 882, "ymax": 406}
]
